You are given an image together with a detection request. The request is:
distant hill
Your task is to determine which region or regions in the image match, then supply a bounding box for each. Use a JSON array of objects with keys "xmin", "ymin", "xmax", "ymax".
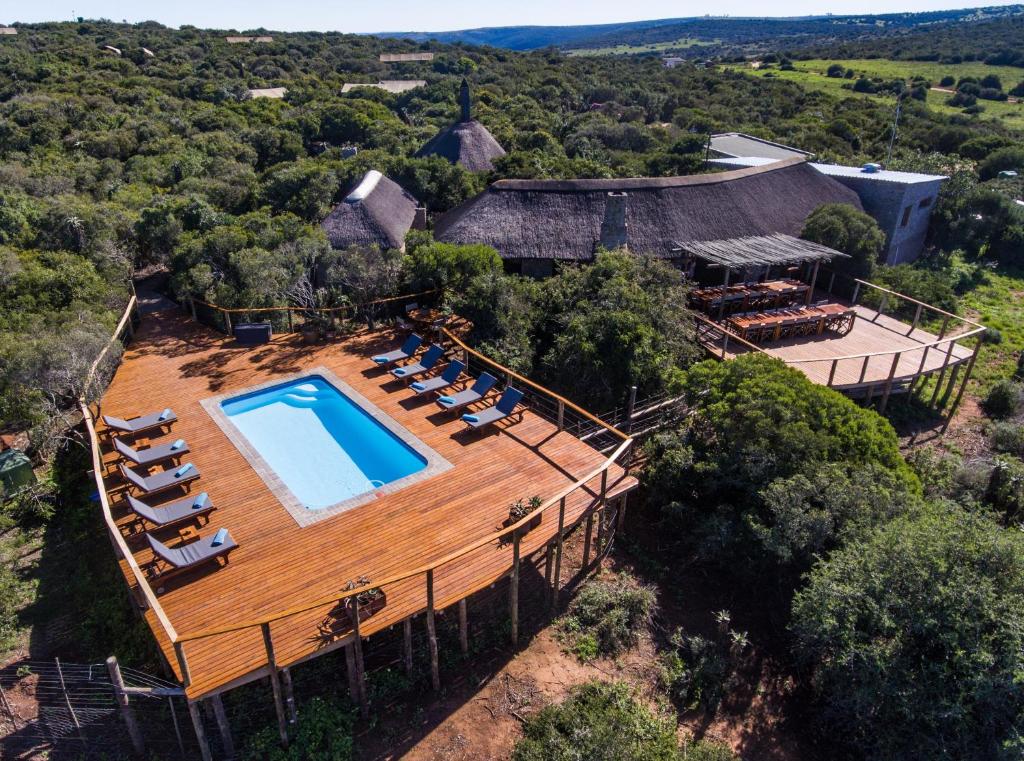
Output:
[{"xmin": 379, "ymin": 5, "xmax": 1024, "ymax": 55}]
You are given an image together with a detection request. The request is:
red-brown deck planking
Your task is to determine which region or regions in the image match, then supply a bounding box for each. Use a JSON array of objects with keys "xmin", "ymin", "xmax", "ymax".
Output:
[{"xmin": 98, "ymin": 310, "xmax": 635, "ymax": 700}]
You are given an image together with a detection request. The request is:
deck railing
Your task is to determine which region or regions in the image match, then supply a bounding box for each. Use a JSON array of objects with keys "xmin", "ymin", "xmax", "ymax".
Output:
[{"xmin": 92, "ymin": 289, "xmax": 634, "ymax": 715}]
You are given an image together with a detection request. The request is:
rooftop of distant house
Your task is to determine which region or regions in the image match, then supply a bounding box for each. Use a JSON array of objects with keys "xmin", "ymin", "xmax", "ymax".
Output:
[
  {"xmin": 709, "ymin": 132, "xmax": 814, "ymax": 161},
  {"xmin": 248, "ymin": 87, "xmax": 287, "ymax": 99},
  {"xmin": 341, "ymin": 80, "xmax": 426, "ymax": 94},
  {"xmin": 709, "ymin": 156, "xmax": 948, "ymax": 184}
]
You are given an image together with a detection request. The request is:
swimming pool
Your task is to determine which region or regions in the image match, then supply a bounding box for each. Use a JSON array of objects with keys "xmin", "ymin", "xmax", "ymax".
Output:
[{"xmin": 205, "ymin": 370, "xmax": 450, "ymax": 524}]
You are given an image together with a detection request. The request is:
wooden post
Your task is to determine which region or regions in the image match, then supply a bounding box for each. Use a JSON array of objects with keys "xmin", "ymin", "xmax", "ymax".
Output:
[
  {"xmin": 616, "ymin": 493, "xmax": 629, "ymax": 532},
  {"xmin": 626, "ymin": 386, "xmax": 637, "ymax": 433},
  {"xmin": 915, "ymin": 344, "xmax": 932, "ymax": 376},
  {"xmin": 941, "ymin": 336, "xmax": 983, "ymax": 434},
  {"xmin": 209, "ymin": 694, "xmax": 235, "ymax": 760},
  {"xmin": 827, "ymin": 358, "xmax": 839, "ymax": 387},
  {"xmin": 173, "ymin": 642, "xmax": 192, "ymax": 690},
  {"xmin": 106, "ymin": 656, "xmax": 145, "ymax": 755},
  {"xmin": 187, "ymin": 700, "xmax": 214, "ymax": 761},
  {"xmin": 877, "ymin": 293, "xmax": 888, "ymax": 318},
  {"xmin": 582, "ymin": 513, "xmax": 594, "ymax": 568},
  {"xmin": 806, "ymin": 260, "xmax": 820, "ymax": 305},
  {"xmin": 260, "ymin": 623, "xmax": 289, "ymax": 747},
  {"xmin": 879, "ymin": 351, "xmax": 901, "ymax": 413},
  {"xmin": 281, "ymin": 668, "xmax": 299, "ymax": 725},
  {"xmin": 557, "ymin": 399, "xmax": 565, "ymax": 431},
  {"xmin": 344, "ymin": 643, "xmax": 359, "ymax": 703},
  {"xmin": 941, "ymin": 362, "xmax": 963, "ymax": 409},
  {"xmin": 167, "ymin": 697, "xmax": 187, "ymax": 760},
  {"xmin": 552, "ymin": 497, "xmax": 566, "ymax": 609},
  {"xmin": 937, "ymin": 315, "xmax": 950, "ymax": 340},
  {"xmin": 721, "ymin": 332, "xmax": 729, "ymax": 360},
  {"xmin": 826, "ymin": 270, "xmax": 836, "ymax": 295},
  {"xmin": 188, "ymin": 296, "xmax": 197, "ymax": 322},
  {"xmin": 857, "ymin": 355, "xmax": 870, "ymax": 384},
  {"xmin": 286, "ymin": 309, "xmax": 293, "ymax": 333},
  {"xmin": 402, "ymin": 617, "xmax": 414, "ymax": 676},
  {"xmin": 910, "ymin": 303, "xmax": 923, "ymax": 334},
  {"xmin": 717, "ymin": 267, "xmax": 731, "ymax": 321},
  {"xmin": 864, "ymin": 384, "xmax": 875, "ymax": 407},
  {"xmin": 544, "ymin": 544, "xmax": 554, "ymax": 592},
  {"xmin": 349, "ymin": 600, "xmax": 368, "ymax": 717},
  {"xmin": 223, "ymin": 310, "xmax": 232, "ymax": 335},
  {"xmin": 510, "ymin": 530, "xmax": 521, "ymax": 647},
  {"xmin": 851, "ymin": 281, "xmax": 861, "ymax": 304},
  {"xmin": 425, "ymin": 570, "xmax": 440, "ymax": 691},
  {"xmin": 930, "ymin": 340, "xmax": 957, "ymax": 408},
  {"xmin": 595, "ymin": 507, "xmax": 606, "ymax": 568},
  {"xmin": 458, "ymin": 599, "xmax": 469, "ymax": 655}
]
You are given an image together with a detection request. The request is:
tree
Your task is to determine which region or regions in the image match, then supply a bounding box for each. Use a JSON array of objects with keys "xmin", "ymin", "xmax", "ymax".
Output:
[
  {"xmin": 792, "ymin": 503, "xmax": 1024, "ymax": 761},
  {"xmin": 826, "ymin": 63, "xmax": 845, "ymax": 78},
  {"xmin": 512, "ymin": 681, "xmax": 679, "ymax": 761},
  {"xmin": 979, "ymin": 146, "xmax": 1024, "ymax": 181},
  {"xmin": 326, "ymin": 245, "xmax": 405, "ymax": 326},
  {"xmin": 801, "ymin": 203, "xmax": 886, "ymax": 280},
  {"xmin": 404, "ymin": 239, "xmax": 501, "ymax": 293}
]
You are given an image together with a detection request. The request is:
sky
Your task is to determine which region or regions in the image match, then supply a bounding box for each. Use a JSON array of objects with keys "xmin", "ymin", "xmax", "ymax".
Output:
[{"xmin": 6, "ymin": 0, "xmax": 1021, "ymax": 33}]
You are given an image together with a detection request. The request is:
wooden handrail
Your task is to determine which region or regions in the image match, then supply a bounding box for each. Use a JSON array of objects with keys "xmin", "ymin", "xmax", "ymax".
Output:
[
  {"xmin": 177, "ymin": 437, "xmax": 633, "ymax": 643},
  {"xmin": 690, "ymin": 313, "xmax": 767, "ymax": 355},
  {"xmin": 442, "ymin": 328, "xmax": 630, "ymax": 443},
  {"xmin": 77, "ymin": 295, "xmax": 180, "ymax": 644},
  {"xmin": 780, "ymin": 325, "xmax": 986, "ymax": 365},
  {"xmin": 192, "ymin": 289, "xmax": 441, "ymax": 315},
  {"xmin": 851, "ymin": 277, "xmax": 983, "ymax": 329}
]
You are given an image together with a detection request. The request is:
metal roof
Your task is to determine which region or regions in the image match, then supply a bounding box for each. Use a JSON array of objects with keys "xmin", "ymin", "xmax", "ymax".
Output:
[
  {"xmin": 709, "ymin": 157, "xmax": 947, "ymax": 185},
  {"xmin": 710, "ymin": 133, "xmax": 813, "ymax": 161}
]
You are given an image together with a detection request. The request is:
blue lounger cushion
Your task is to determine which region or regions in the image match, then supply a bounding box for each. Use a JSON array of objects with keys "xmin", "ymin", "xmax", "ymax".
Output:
[
  {"xmin": 392, "ymin": 366, "xmax": 410, "ymax": 376},
  {"xmin": 371, "ymin": 355, "xmax": 389, "ymax": 363},
  {"xmin": 174, "ymin": 463, "xmax": 194, "ymax": 478},
  {"xmin": 193, "ymin": 492, "xmax": 210, "ymax": 509},
  {"xmin": 410, "ymin": 381, "xmax": 426, "ymax": 392},
  {"xmin": 158, "ymin": 408, "xmax": 173, "ymax": 421},
  {"xmin": 170, "ymin": 439, "xmax": 186, "ymax": 450},
  {"xmin": 462, "ymin": 414, "xmax": 479, "ymax": 423},
  {"xmin": 438, "ymin": 395, "xmax": 456, "ymax": 405},
  {"xmin": 211, "ymin": 527, "xmax": 230, "ymax": 546}
]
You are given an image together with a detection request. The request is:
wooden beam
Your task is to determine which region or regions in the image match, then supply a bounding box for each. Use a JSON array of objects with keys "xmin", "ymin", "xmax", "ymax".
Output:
[
  {"xmin": 344, "ymin": 643, "xmax": 359, "ymax": 703},
  {"xmin": 930, "ymin": 341, "xmax": 957, "ymax": 408},
  {"xmin": 510, "ymin": 530, "xmax": 521, "ymax": 647},
  {"xmin": 350, "ymin": 602, "xmax": 368, "ymax": 718},
  {"xmin": 187, "ymin": 700, "xmax": 214, "ymax": 761},
  {"xmin": 878, "ymin": 351, "xmax": 901, "ymax": 413},
  {"xmin": 941, "ymin": 336, "xmax": 983, "ymax": 434},
  {"xmin": 552, "ymin": 497, "xmax": 566, "ymax": 609},
  {"xmin": 106, "ymin": 656, "xmax": 145, "ymax": 755},
  {"xmin": 280, "ymin": 668, "xmax": 298, "ymax": 725},
  {"xmin": 209, "ymin": 694, "xmax": 235, "ymax": 760},
  {"xmin": 458, "ymin": 598, "xmax": 469, "ymax": 655},
  {"xmin": 616, "ymin": 493, "xmax": 628, "ymax": 532},
  {"xmin": 582, "ymin": 513, "xmax": 594, "ymax": 568},
  {"xmin": 260, "ymin": 623, "xmax": 289, "ymax": 747},
  {"xmin": 806, "ymin": 260, "xmax": 820, "ymax": 305},
  {"xmin": 426, "ymin": 571, "xmax": 440, "ymax": 691},
  {"xmin": 403, "ymin": 617, "xmax": 414, "ymax": 675}
]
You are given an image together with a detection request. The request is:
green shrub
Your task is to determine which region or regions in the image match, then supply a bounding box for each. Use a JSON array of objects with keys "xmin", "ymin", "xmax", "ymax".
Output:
[
  {"xmin": 240, "ymin": 695, "xmax": 354, "ymax": 761},
  {"xmin": 864, "ymin": 263, "xmax": 958, "ymax": 317},
  {"xmin": 791, "ymin": 503, "xmax": 1024, "ymax": 760},
  {"xmin": 680, "ymin": 739, "xmax": 740, "ymax": 761},
  {"xmin": 512, "ymin": 681, "xmax": 678, "ymax": 761},
  {"xmin": 801, "ymin": 203, "xmax": 886, "ymax": 281},
  {"xmin": 982, "ymin": 379, "xmax": 1023, "ymax": 419},
  {"xmin": 660, "ymin": 612, "xmax": 748, "ymax": 712},
  {"xmin": 559, "ymin": 573, "xmax": 656, "ymax": 659},
  {"xmin": 986, "ymin": 457, "xmax": 1024, "ymax": 523},
  {"xmin": 990, "ymin": 421, "xmax": 1024, "ymax": 456}
]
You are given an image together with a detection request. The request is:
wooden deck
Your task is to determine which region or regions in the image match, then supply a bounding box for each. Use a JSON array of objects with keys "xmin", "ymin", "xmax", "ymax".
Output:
[
  {"xmin": 98, "ymin": 310, "xmax": 635, "ymax": 700},
  {"xmin": 718, "ymin": 303, "xmax": 975, "ymax": 392}
]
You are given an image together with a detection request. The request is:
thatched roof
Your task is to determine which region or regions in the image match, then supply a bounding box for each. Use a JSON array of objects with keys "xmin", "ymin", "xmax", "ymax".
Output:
[
  {"xmin": 435, "ymin": 158, "xmax": 863, "ymax": 261},
  {"xmin": 321, "ymin": 171, "xmax": 419, "ymax": 251},
  {"xmin": 415, "ymin": 80, "xmax": 505, "ymax": 172},
  {"xmin": 341, "ymin": 80, "xmax": 425, "ymax": 94},
  {"xmin": 678, "ymin": 233, "xmax": 849, "ymax": 268},
  {"xmin": 380, "ymin": 52, "xmax": 434, "ymax": 62},
  {"xmin": 248, "ymin": 87, "xmax": 287, "ymax": 99}
]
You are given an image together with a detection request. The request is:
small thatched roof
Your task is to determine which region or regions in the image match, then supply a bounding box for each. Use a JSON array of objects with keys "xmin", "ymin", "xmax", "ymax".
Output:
[
  {"xmin": 415, "ymin": 79, "xmax": 505, "ymax": 172},
  {"xmin": 678, "ymin": 233, "xmax": 849, "ymax": 268},
  {"xmin": 321, "ymin": 170, "xmax": 419, "ymax": 251},
  {"xmin": 435, "ymin": 158, "xmax": 863, "ymax": 261},
  {"xmin": 248, "ymin": 87, "xmax": 287, "ymax": 99},
  {"xmin": 0, "ymin": 27, "xmax": 18, "ymax": 35}
]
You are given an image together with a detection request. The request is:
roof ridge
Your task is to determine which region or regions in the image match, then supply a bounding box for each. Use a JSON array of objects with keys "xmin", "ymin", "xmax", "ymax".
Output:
[{"xmin": 490, "ymin": 157, "xmax": 808, "ymax": 192}]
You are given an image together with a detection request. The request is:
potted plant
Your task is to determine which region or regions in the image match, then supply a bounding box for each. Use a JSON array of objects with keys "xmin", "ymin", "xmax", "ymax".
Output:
[
  {"xmin": 504, "ymin": 495, "xmax": 543, "ymax": 534},
  {"xmin": 343, "ymin": 576, "xmax": 387, "ymax": 621}
]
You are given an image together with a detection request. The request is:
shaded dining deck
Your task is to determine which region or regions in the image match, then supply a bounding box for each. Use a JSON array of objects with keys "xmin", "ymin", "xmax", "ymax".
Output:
[{"xmin": 96, "ymin": 309, "xmax": 635, "ymax": 702}]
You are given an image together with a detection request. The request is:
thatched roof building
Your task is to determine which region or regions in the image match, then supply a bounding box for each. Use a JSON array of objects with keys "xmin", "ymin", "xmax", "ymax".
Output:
[
  {"xmin": 248, "ymin": 87, "xmax": 287, "ymax": 99},
  {"xmin": 435, "ymin": 158, "xmax": 862, "ymax": 274},
  {"xmin": 321, "ymin": 170, "xmax": 421, "ymax": 252},
  {"xmin": 341, "ymin": 80, "xmax": 426, "ymax": 94},
  {"xmin": 380, "ymin": 52, "xmax": 434, "ymax": 62},
  {"xmin": 415, "ymin": 80, "xmax": 506, "ymax": 173}
]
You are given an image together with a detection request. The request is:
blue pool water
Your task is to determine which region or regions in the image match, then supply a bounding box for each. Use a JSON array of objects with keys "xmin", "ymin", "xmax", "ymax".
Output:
[{"xmin": 221, "ymin": 376, "xmax": 427, "ymax": 509}]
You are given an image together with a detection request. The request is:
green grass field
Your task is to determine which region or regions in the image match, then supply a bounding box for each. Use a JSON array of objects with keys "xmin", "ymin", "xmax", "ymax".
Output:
[
  {"xmin": 724, "ymin": 59, "xmax": 1024, "ymax": 131},
  {"xmin": 959, "ymin": 266, "xmax": 1024, "ymax": 394},
  {"xmin": 567, "ymin": 38, "xmax": 717, "ymax": 56}
]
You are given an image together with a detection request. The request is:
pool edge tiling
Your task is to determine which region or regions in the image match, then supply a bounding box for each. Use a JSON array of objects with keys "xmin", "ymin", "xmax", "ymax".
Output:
[{"xmin": 201, "ymin": 366, "xmax": 452, "ymax": 527}]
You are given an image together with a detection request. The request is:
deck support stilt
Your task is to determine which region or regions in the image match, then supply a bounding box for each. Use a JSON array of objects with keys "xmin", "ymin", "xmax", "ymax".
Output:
[
  {"xmin": 551, "ymin": 497, "xmax": 566, "ymax": 609},
  {"xmin": 425, "ymin": 570, "xmax": 440, "ymax": 691},
  {"xmin": 187, "ymin": 700, "xmax": 214, "ymax": 761},
  {"xmin": 582, "ymin": 513, "xmax": 594, "ymax": 568},
  {"xmin": 595, "ymin": 508, "xmax": 606, "ymax": 569},
  {"xmin": 930, "ymin": 341, "xmax": 957, "ymax": 408},
  {"xmin": 350, "ymin": 602, "xmax": 368, "ymax": 718},
  {"xmin": 459, "ymin": 598, "xmax": 469, "ymax": 655},
  {"xmin": 510, "ymin": 531, "xmax": 521, "ymax": 647},
  {"xmin": 941, "ymin": 335, "xmax": 983, "ymax": 434},
  {"xmin": 106, "ymin": 656, "xmax": 145, "ymax": 756},
  {"xmin": 616, "ymin": 493, "xmax": 628, "ymax": 533},
  {"xmin": 878, "ymin": 351, "xmax": 902, "ymax": 413},
  {"xmin": 344, "ymin": 643, "xmax": 359, "ymax": 703},
  {"xmin": 209, "ymin": 694, "xmax": 235, "ymax": 760},
  {"xmin": 544, "ymin": 544, "xmax": 554, "ymax": 593},
  {"xmin": 260, "ymin": 623, "xmax": 289, "ymax": 747},
  {"xmin": 403, "ymin": 617, "xmax": 414, "ymax": 675},
  {"xmin": 281, "ymin": 667, "xmax": 298, "ymax": 725}
]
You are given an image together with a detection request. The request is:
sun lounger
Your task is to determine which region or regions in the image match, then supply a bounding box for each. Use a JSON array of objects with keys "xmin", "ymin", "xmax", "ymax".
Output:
[
  {"xmin": 462, "ymin": 388, "xmax": 525, "ymax": 432},
  {"xmin": 435, "ymin": 372, "xmax": 498, "ymax": 413},
  {"xmin": 120, "ymin": 462, "xmax": 200, "ymax": 496},
  {"xmin": 391, "ymin": 344, "xmax": 445, "ymax": 381},
  {"xmin": 372, "ymin": 334, "xmax": 422, "ymax": 366},
  {"xmin": 410, "ymin": 360, "xmax": 466, "ymax": 396},
  {"xmin": 114, "ymin": 437, "xmax": 190, "ymax": 466},
  {"xmin": 127, "ymin": 492, "xmax": 215, "ymax": 529},
  {"xmin": 102, "ymin": 408, "xmax": 176, "ymax": 436},
  {"xmin": 147, "ymin": 528, "xmax": 236, "ymax": 582}
]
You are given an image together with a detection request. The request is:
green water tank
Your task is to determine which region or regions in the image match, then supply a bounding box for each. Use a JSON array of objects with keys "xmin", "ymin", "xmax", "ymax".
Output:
[{"xmin": 0, "ymin": 449, "xmax": 36, "ymax": 499}]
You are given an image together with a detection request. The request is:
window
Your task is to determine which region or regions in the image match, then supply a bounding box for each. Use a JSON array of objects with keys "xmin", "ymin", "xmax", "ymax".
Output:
[
  {"xmin": 918, "ymin": 196, "xmax": 934, "ymax": 209},
  {"xmin": 900, "ymin": 206, "xmax": 912, "ymax": 227}
]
